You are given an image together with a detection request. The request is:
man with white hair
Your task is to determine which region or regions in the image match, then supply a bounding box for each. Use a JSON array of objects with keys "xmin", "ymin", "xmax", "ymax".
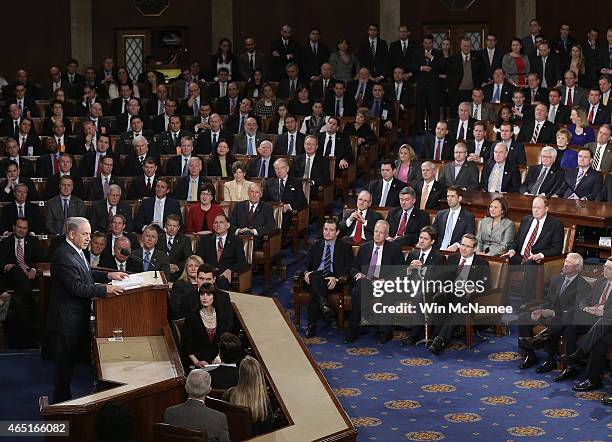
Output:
[
  {"xmin": 520, "ymin": 145, "xmax": 564, "ymax": 196},
  {"xmin": 90, "ymin": 184, "xmax": 134, "ymax": 233},
  {"xmin": 121, "ymin": 134, "xmax": 160, "ymax": 177},
  {"xmin": 172, "ymin": 157, "xmax": 211, "ymax": 201},
  {"xmin": 263, "ymin": 158, "xmax": 307, "ymax": 230},
  {"xmin": 232, "ymin": 117, "xmax": 268, "ymax": 155},
  {"xmin": 517, "ymin": 253, "xmax": 591, "ymax": 377},
  {"xmin": 164, "ymin": 369, "xmax": 230, "ymax": 441}
]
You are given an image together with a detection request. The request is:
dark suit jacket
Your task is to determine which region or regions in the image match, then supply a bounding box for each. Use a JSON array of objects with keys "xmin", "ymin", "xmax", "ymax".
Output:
[
  {"xmin": 387, "ymin": 206, "xmax": 430, "ymax": 246},
  {"xmin": 0, "ymin": 118, "xmax": 21, "ymax": 138},
  {"xmin": 529, "ymin": 54, "xmax": 562, "ymax": 88},
  {"xmin": 555, "ymin": 167, "xmax": 603, "ymax": 200},
  {"xmin": 589, "ymin": 104, "xmax": 611, "ymax": 126},
  {"xmin": 384, "ymin": 80, "xmax": 413, "ymax": 110},
  {"xmin": 481, "ymin": 48, "xmax": 504, "ymax": 80},
  {"xmin": 121, "ymin": 152, "xmax": 160, "ymax": 177},
  {"xmin": 300, "ymin": 41, "xmax": 331, "ymax": 79},
  {"xmin": 414, "ymin": 180, "xmax": 446, "ymax": 210},
  {"xmin": 246, "ymin": 156, "xmax": 277, "ymax": 179},
  {"xmin": 46, "ymin": 240, "xmax": 108, "ymax": 335},
  {"xmin": 263, "ymin": 176, "xmax": 307, "ymax": 210},
  {"xmin": 466, "ymin": 139, "xmax": 493, "ymax": 162},
  {"xmin": 517, "ymin": 120, "xmax": 557, "ymax": 144},
  {"xmin": 196, "ymin": 233, "xmax": 247, "ymax": 276},
  {"xmin": 421, "ymin": 136, "xmax": 453, "ymax": 161},
  {"xmin": 523, "ymin": 87, "xmax": 549, "ymax": 105},
  {"xmin": 98, "ymin": 256, "xmax": 140, "ymax": 273},
  {"xmin": 158, "ymin": 232, "xmax": 193, "ymax": 281},
  {"xmin": 195, "ymin": 129, "xmax": 233, "ymax": 155},
  {"xmin": 268, "ymin": 37, "xmax": 301, "ymax": 80},
  {"xmin": 206, "ymin": 154, "xmax": 238, "ymax": 178},
  {"xmin": 0, "ymin": 233, "xmax": 41, "ymax": 271},
  {"xmin": 229, "ymin": 200, "xmax": 276, "ymax": 237},
  {"xmin": 358, "ymin": 38, "xmax": 389, "ymax": 79},
  {"xmin": 224, "ymin": 111, "xmax": 258, "ymax": 134},
  {"xmin": 483, "ymin": 82, "xmax": 514, "ymax": 104},
  {"xmin": 346, "ymin": 80, "xmax": 374, "ymax": 103},
  {"xmin": 130, "ymin": 248, "xmax": 171, "ymax": 275},
  {"xmin": 350, "ymin": 239, "xmax": 405, "ymax": 279},
  {"xmin": 310, "ymin": 78, "xmax": 337, "ymax": 100},
  {"xmin": 45, "ymin": 195, "xmax": 86, "ymax": 234},
  {"xmin": 7, "ymin": 97, "xmax": 39, "ymax": 117},
  {"xmin": 439, "ymin": 161, "xmax": 480, "ymax": 190},
  {"xmin": 237, "ymin": 51, "xmax": 266, "ymax": 81},
  {"xmin": 36, "ymin": 151, "xmax": 75, "ymax": 178},
  {"xmin": 277, "ymin": 78, "xmax": 304, "ymax": 99},
  {"xmin": 232, "ymin": 131, "xmax": 269, "ymax": 155},
  {"xmin": 164, "ymin": 155, "xmax": 193, "ymax": 177},
  {"xmin": 127, "ymin": 174, "xmax": 158, "ymax": 200},
  {"xmin": 447, "ymin": 118, "xmax": 477, "ymax": 142},
  {"xmin": 446, "ymin": 51, "xmax": 485, "ymax": 92},
  {"xmin": 304, "ymin": 237, "xmax": 353, "ymax": 277},
  {"xmin": 291, "ymin": 154, "xmax": 330, "ymax": 191},
  {"xmin": 367, "ymin": 177, "xmax": 404, "ymax": 207},
  {"xmin": 0, "ymin": 201, "xmax": 43, "ymax": 234},
  {"xmin": 116, "ymin": 130, "xmax": 156, "ymax": 155},
  {"xmin": 549, "ymin": 104, "xmax": 571, "ymax": 125},
  {"xmin": 90, "ymin": 200, "xmax": 134, "ymax": 233},
  {"xmin": 79, "ymin": 151, "xmax": 118, "ymax": 177},
  {"xmin": 109, "ymin": 96, "xmax": 139, "ymax": 116},
  {"xmin": 0, "ymin": 177, "xmax": 39, "ymax": 202},
  {"xmin": 214, "ymin": 95, "xmax": 244, "ymax": 118},
  {"xmin": 150, "ymin": 114, "xmax": 174, "ymax": 134},
  {"xmin": 274, "ymin": 132, "xmax": 305, "ymax": 156},
  {"xmin": 540, "ymin": 274, "xmax": 590, "ymax": 320},
  {"xmin": 75, "ymin": 118, "xmax": 112, "ymax": 138},
  {"xmin": 387, "ymin": 39, "xmax": 417, "ymax": 76},
  {"xmin": 339, "ymin": 208, "xmax": 383, "ymax": 242},
  {"xmin": 432, "ymin": 207, "xmax": 476, "ymax": 249},
  {"xmin": 16, "ymin": 133, "xmax": 43, "ymax": 157},
  {"xmin": 512, "ymin": 215, "xmax": 565, "ymax": 258},
  {"xmin": 157, "ymin": 129, "xmax": 193, "ymax": 154},
  {"xmin": 0, "ymin": 157, "xmax": 35, "ymax": 178},
  {"xmin": 134, "ymin": 197, "xmax": 182, "ymax": 231},
  {"xmin": 520, "ymin": 164, "xmax": 564, "ymax": 196},
  {"xmin": 102, "ymin": 232, "xmax": 139, "ymax": 258},
  {"xmin": 362, "ymin": 96, "xmax": 396, "ymax": 134},
  {"xmin": 479, "ymin": 161, "xmax": 522, "ymax": 193},
  {"xmin": 171, "ymin": 176, "xmax": 212, "ymax": 200},
  {"xmin": 86, "ymin": 174, "xmax": 122, "ymax": 201},
  {"xmin": 323, "ymin": 94, "xmax": 357, "ymax": 117},
  {"xmin": 44, "ymin": 173, "xmax": 84, "ymax": 200},
  {"xmin": 405, "ymin": 248, "xmax": 446, "ymax": 280},
  {"xmin": 317, "ymin": 132, "xmax": 354, "ymax": 166},
  {"xmin": 439, "ymin": 253, "xmax": 490, "ymax": 299},
  {"xmin": 506, "ymin": 141, "xmax": 527, "ymax": 165},
  {"xmin": 210, "ymin": 366, "xmax": 239, "ymax": 390}
]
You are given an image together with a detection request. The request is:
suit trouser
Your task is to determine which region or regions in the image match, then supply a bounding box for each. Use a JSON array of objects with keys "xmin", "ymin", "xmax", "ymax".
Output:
[
  {"xmin": 415, "ymin": 85, "xmax": 440, "ymax": 135},
  {"xmin": 215, "ymin": 275, "xmax": 232, "ymax": 291},
  {"xmin": 578, "ymin": 317, "xmax": 612, "ymax": 353},
  {"xmin": 307, "ymin": 271, "xmax": 341, "ymax": 324},
  {"xmin": 53, "ymin": 332, "xmax": 90, "ymax": 404},
  {"xmin": 518, "ymin": 312, "xmax": 590, "ymax": 359},
  {"xmin": 584, "ymin": 328, "xmax": 612, "ymax": 382},
  {"xmin": 433, "ymin": 298, "xmax": 465, "ymax": 342},
  {"xmin": 509, "ymin": 256, "xmax": 539, "ymax": 301},
  {"xmin": 4, "ymin": 267, "xmax": 38, "ymax": 347},
  {"xmin": 349, "ymin": 278, "xmax": 392, "ymax": 335}
]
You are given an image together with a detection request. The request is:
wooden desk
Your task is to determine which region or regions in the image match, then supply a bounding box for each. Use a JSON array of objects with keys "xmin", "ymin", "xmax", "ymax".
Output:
[{"xmin": 460, "ymin": 191, "xmax": 612, "ymax": 228}]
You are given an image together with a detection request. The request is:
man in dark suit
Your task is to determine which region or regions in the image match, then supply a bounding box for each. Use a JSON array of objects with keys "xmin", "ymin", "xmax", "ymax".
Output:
[
  {"xmin": 521, "ymin": 20, "xmax": 542, "ymax": 56},
  {"xmin": 99, "ymin": 236, "xmax": 140, "ymax": 272},
  {"xmin": 429, "ymin": 234, "xmax": 490, "ymax": 355},
  {"xmin": 194, "ymin": 114, "xmax": 232, "ymax": 155},
  {"xmin": 196, "ymin": 213, "xmax": 246, "ymax": 290},
  {"xmin": 300, "ymin": 27, "xmax": 330, "ymax": 80},
  {"xmin": 44, "ymin": 154, "xmax": 84, "ymax": 200},
  {"xmin": 145, "ymin": 84, "xmax": 169, "ymax": 116},
  {"xmin": 120, "ymin": 134, "xmax": 160, "ymax": 177},
  {"xmin": 277, "ymin": 63, "xmax": 302, "ymax": 100},
  {"xmin": 387, "ymin": 187, "xmax": 430, "ymax": 246},
  {"xmin": 0, "ymin": 104, "xmax": 22, "ymax": 138},
  {"xmin": 481, "ymin": 33, "xmax": 504, "ymax": 81},
  {"xmin": 269, "ymin": 24, "xmax": 301, "ymax": 81},
  {"xmin": 447, "ymin": 103, "xmax": 477, "ymax": 142},
  {"xmin": 387, "ymin": 25, "xmax": 416, "ymax": 77},
  {"xmin": 179, "ymin": 82, "xmax": 205, "ymax": 117},
  {"xmin": 224, "ymin": 97, "xmax": 258, "ymax": 134},
  {"xmin": 86, "ymin": 156, "xmax": 121, "ymax": 201},
  {"xmin": 523, "ymin": 72, "xmax": 549, "ymax": 105},
  {"xmin": 157, "ymin": 116, "xmax": 192, "ymax": 155},
  {"xmin": 232, "ymin": 117, "xmax": 269, "ymax": 155},
  {"xmin": 36, "ymin": 134, "xmax": 70, "ymax": 179},
  {"xmin": 150, "ymin": 99, "xmax": 180, "ymax": 134},
  {"xmin": 469, "ymin": 88, "xmax": 496, "ymax": 122},
  {"xmin": 229, "ymin": 182, "xmax": 276, "ymax": 250},
  {"xmin": 559, "ymin": 70, "xmax": 589, "ymax": 108},
  {"xmin": 0, "ymin": 159, "xmax": 39, "ymax": 202},
  {"xmin": 421, "ymin": 121, "xmax": 453, "ymax": 160},
  {"xmin": 0, "ymin": 184, "xmax": 43, "ymax": 235},
  {"xmin": 62, "ymin": 59, "xmax": 84, "ymax": 97},
  {"xmin": 551, "ymin": 24, "xmax": 576, "ymax": 70},
  {"xmin": 75, "ymin": 103, "xmax": 112, "ymax": 138},
  {"xmin": 1, "ymin": 137, "xmax": 35, "ymax": 179},
  {"xmin": 546, "ymin": 88, "xmax": 571, "ymax": 125},
  {"xmin": 0, "ymin": 217, "xmax": 42, "ymax": 348},
  {"xmin": 324, "ymin": 81, "xmax": 357, "ymax": 117},
  {"xmin": 291, "ymin": 135, "xmax": 330, "ymax": 199},
  {"xmin": 467, "ymin": 121, "xmax": 493, "ymax": 163},
  {"xmin": 432, "ymin": 186, "xmax": 476, "ymax": 252},
  {"xmin": 358, "ymin": 23, "xmax": 389, "ymax": 80},
  {"xmin": 517, "ymin": 253, "xmax": 591, "ymax": 374},
  {"xmin": 263, "ymin": 158, "xmax": 307, "ymax": 230},
  {"xmin": 203, "ymin": 68, "xmax": 229, "ymax": 102},
  {"xmin": 498, "ymin": 122, "xmax": 527, "ymax": 165},
  {"xmin": 115, "ymin": 102, "xmax": 152, "ymax": 140},
  {"xmin": 303, "ymin": 218, "xmax": 354, "ymax": 338},
  {"xmin": 347, "ymin": 67, "xmax": 375, "ymax": 104},
  {"xmin": 134, "ymin": 178, "xmax": 182, "ymax": 232},
  {"xmin": 439, "ymin": 142, "xmax": 480, "ymax": 190},
  {"xmin": 310, "ymin": 63, "xmax": 336, "ymax": 101},
  {"xmin": 586, "ymin": 88, "xmax": 611, "ymax": 125},
  {"xmin": 131, "ymin": 225, "xmax": 171, "ymax": 275},
  {"xmin": 90, "ymin": 184, "xmax": 134, "ymax": 233},
  {"xmin": 517, "ymin": 104, "xmax": 557, "ymax": 144},
  {"xmin": 127, "ymin": 158, "xmax": 159, "ymax": 200},
  {"xmin": 15, "ymin": 118, "xmax": 42, "ymax": 157},
  {"xmin": 246, "ymin": 140, "xmax": 277, "ymax": 179},
  {"xmin": 103, "ymin": 214, "xmax": 140, "ymax": 259},
  {"xmin": 45, "ymin": 176, "xmax": 86, "ymax": 234},
  {"xmin": 157, "ymin": 214, "xmax": 193, "ymax": 282},
  {"xmin": 554, "ymin": 148, "xmax": 603, "ymax": 201},
  {"xmin": 510, "ymin": 89, "xmax": 535, "ymax": 124},
  {"xmin": 109, "ymin": 84, "xmax": 137, "ymax": 116},
  {"xmin": 8, "ymin": 82, "xmax": 39, "ymax": 117},
  {"xmin": 214, "ymin": 83, "xmax": 243, "ymax": 118},
  {"xmin": 483, "ymin": 68, "xmax": 515, "ymax": 104},
  {"xmin": 172, "ymin": 158, "xmax": 211, "ymax": 202},
  {"xmin": 446, "ymin": 38, "xmax": 485, "ymax": 115},
  {"xmin": 385, "ymin": 67, "xmax": 414, "ymax": 113},
  {"xmin": 529, "ymin": 41, "xmax": 562, "ymax": 89},
  {"xmin": 367, "ymin": 159, "xmax": 404, "ymax": 207},
  {"xmin": 587, "ymin": 123, "xmax": 612, "ymax": 173},
  {"xmin": 414, "ymin": 161, "xmax": 447, "ymax": 210},
  {"xmin": 164, "ymin": 136, "xmax": 197, "ymax": 177},
  {"xmin": 79, "ymin": 135, "xmax": 118, "ymax": 178},
  {"xmin": 164, "ymin": 369, "xmax": 229, "ymax": 440},
  {"xmin": 401, "ymin": 226, "xmax": 446, "ymax": 346},
  {"xmin": 363, "ymin": 84, "xmax": 396, "ymax": 136},
  {"xmin": 479, "ymin": 143, "xmax": 522, "ymax": 193},
  {"xmin": 210, "ymin": 333, "xmax": 241, "ymax": 390},
  {"xmin": 273, "ymin": 115, "xmax": 304, "ymax": 155},
  {"xmin": 48, "ymin": 217, "xmax": 125, "ymax": 403},
  {"xmin": 521, "ymin": 146, "xmax": 564, "ymax": 196},
  {"xmin": 318, "ymin": 116, "xmax": 354, "ymax": 172},
  {"xmin": 345, "ymin": 220, "xmax": 405, "ymax": 344},
  {"xmin": 411, "ymin": 35, "xmax": 444, "ymax": 134},
  {"xmin": 339, "ymin": 190, "xmax": 383, "ymax": 244},
  {"xmin": 237, "ymin": 37, "xmax": 265, "ymax": 81}
]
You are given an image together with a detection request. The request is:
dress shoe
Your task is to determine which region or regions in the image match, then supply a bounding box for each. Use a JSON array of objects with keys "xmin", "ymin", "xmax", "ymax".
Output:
[
  {"xmin": 377, "ymin": 332, "xmax": 392, "ymax": 344},
  {"xmin": 601, "ymin": 396, "xmax": 612, "ymax": 406},
  {"xmin": 401, "ymin": 336, "xmax": 417, "ymax": 347},
  {"xmin": 554, "ymin": 368, "xmax": 580, "ymax": 382},
  {"xmin": 572, "ymin": 379, "xmax": 602, "ymax": 392},
  {"xmin": 519, "ymin": 354, "xmax": 539, "ymax": 369},
  {"xmin": 531, "ymin": 328, "xmax": 553, "ymax": 350},
  {"xmin": 535, "ymin": 360, "xmax": 557, "ymax": 373},
  {"xmin": 305, "ymin": 324, "xmax": 316, "ymax": 338},
  {"xmin": 560, "ymin": 348, "xmax": 586, "ymax": 368},
  {"xmin": 518, "ymin": 336, "xmax": 535, "ymax": 350},
  {"xmin": 429, "ymin": 336, "xmax": 445, "ymax": 355}
]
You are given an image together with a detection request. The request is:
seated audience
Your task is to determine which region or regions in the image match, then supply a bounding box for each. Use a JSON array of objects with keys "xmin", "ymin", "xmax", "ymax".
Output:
[
  {"xmin": 206, "ymin": 139, "xmax": 237, "ymax": 178},
  {"xmin": 195, "ymin": 113, "xmax": 232, "ymax": 155},
  {"xmin": 517, "ymin": 103, "xmax": 557, "ymax": 144},
  {"xmin": 224, "ymin": 161, "xmax": 254, "ymax": 202},
  {"xmin": 134, "ymin": 178, "xmax": 181, "ymax": 232},
  {"xmin": 394, "ymin": 144, "xmax": 421, "ymax": 184},
  {"xmin": 386, "ymin": 186, "xmax": 430, "ymax": 246},
  {"xmin": 246, "ymin": 140, "xmax": 276, "ymax": 179},
  {"xmin": 127, "ymin": 158, "xmax": 158, "ymax": 200},
  {"xmin": 439, "ymin": 142, "xmax": 480, "ymax": 190},
  {"xmin": 475, "ymin": 196, "xmax": 515, "ymax": 255},
  {"xmin": 104, "ymin": 214, "xmax": 139, "ymax": 258},
  {"xmin": 99, "ymin": 236, "xmax": 140, "ymax": 272},
  {"xmin": 421, "ymin": 120, "xmax": 453, "ymax": 160},
  {"xmin": 262, "ymin": 158, "xmax": 308, "ymax": 230},
  {"xmin": 229, "ymin": 183, "xmax": 276, "ymax": 250},
  {"xmin": 90, "ymin": 184, "xmax": 134, "ymax": 233},
  {"xmin": 339, "ymin": 190, "xmax": 383, "ymax": 243},
  {"xmin": 554, "ymin": 128, "xmax": 578, "ymax": 169},
  {"xmin": 521, "ymin": 146, "xmax": 564, "ymax": 196},
  {"xmin": 368, "ymin": 159, "xmax": 404, "ymax": 207},
  {"xmin": 554, "ymin": 148, "xmax": 603, "ymax": 200},
  {"xmin": 42, "ymin": 100, "xmax": 73, "ymax": 136},
  {"xmin": 210, "ymin": 332, "xmax": 242, "ymax": 390},
  {"xmin": 172, "ymin": 157, "xmax": 211, "ymax": 202},
  {"xmin": 432, "ymin": 186, "xmax": 476, "ymax": 252},
  {"xmin": 232, "ymin": 117, "xmax": 268, "ymax": 155},
  {"xmin": 343, "ymin": 108, "xmax": 378, "ymax": 149},
  {"xmin": 267, "ymin": 104, "xmax": 289, "ymax": 135},
  {"xmin": 45, "ymin": 175, "xmax": 86, "ymax": 234},
  {"xmin": 1, "ymin": 142, "xmax": 37, "ymax": 187},
  {"xmin": 318, "ymin": 116, "xmax": 353, "ymax": 172},
  {"xmin": 300, "ymin": 100, "xmax": 329, "ymax": 135},
  {"xmin": 87, "ymin": 232, "xmax": 107, "ymax": 268},
  {"xmin": 87, "ymin": 155, "xmax": 121, "ymax": 201},
  {"xmin": 287, "ymin": 85, "xmax": 313, "ymax": 116},
  {"xmin": 158, "ymin": 214, "xmax": 193, "ymax": 282},
  {"xmin": 130, "ymin": 224, "xmax": 171, "ymax": 274},
  {"xmin": 120, "ymin": 134, "xmax": 160, "ymax": 177},
  {"xmin": 414, "ymin": 162, "xmax": 447, "ymax": 210},
  {"xmin": 291, "ymin": 134, "xmax": 330, "ymax": 199},
  {"xmin": 567, "ymin": 106, "xmax": 595, "ymax": 146},
  {"xmin": 169, "ymin": 255, "xmax": 204, "ymax": 320},
  {"xmin": 186, "ymin": 182, "xmax": 224, "ymax": 234},
  {"xmin": 0, "ymin": 183, "xmax": 43, "ymax": 235},
  {"xmin": 479, "ymin": 143, "xmax": 522, "ymax": 193},
  {"xmin": 585, "ymin": 123, "xmax": 612, "ymax": 173},
  {"xmin": 157, "ymin": 115, "xmax": 192, "ymax": 155},
  {"xmin": 273, "ymin": 114, "xmax": 304, "ymax": 156}
]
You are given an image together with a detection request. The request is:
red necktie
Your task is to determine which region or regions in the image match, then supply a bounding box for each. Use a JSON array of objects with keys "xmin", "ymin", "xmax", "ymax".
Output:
[
  {"xmin": 108, "ymin": 206, "xmax": 114, "ymax": 230},
  {"xmin": 397, "ymin": 210, "xmax": 408, "ymax": 236},
  {"xmin": 353, "ymin": 212, "xmax": 364, "ymax": 244},
  {"xmin": 435, "ymin": 141, "xmax": 442, "ymax": 161},
  {"xmin": 522, "ymin": 220, "xmax": 540, "ymax": 261},
  {"xmin": 588, "ymin": 106, "xmax": 595, "ymax": 124},
  {"xmin": 217, "ymin": 237, "xmax": 223, "ymax": 261},
  {"xmin": 597, "ymin": 281, "xmax": 610, "ymax": 306},
  {"xmin": 53, "ymin": 155, "xmax": 59, "ymax": 174},
  {"xmin": 457, "ymin": 257, "xmax": 466, "ymax": 274},
  {"xmin": 566, "ymin": 89, "xmax": 573, "ymax": 106}
]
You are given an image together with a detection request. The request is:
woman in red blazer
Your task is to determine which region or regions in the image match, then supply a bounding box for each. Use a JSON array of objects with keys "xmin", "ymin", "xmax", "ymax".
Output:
[{"xmin": 185, "ymin": 182, "xmax": 225, "ymax": 234}]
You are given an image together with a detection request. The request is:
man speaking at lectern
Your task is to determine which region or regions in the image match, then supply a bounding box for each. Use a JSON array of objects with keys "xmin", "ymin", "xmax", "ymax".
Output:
[{"xmin": 49, "ymin": 217, "xmax": 128, "ymax": 403}]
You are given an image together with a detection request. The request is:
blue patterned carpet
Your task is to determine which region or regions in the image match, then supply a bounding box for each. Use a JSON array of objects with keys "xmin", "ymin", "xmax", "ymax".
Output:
[{"xmin": 274, "ymin": 251, "xmax": 612, "ymax": 442}]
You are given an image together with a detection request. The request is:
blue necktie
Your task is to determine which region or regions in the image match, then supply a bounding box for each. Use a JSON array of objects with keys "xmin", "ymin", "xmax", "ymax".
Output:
[
  {"xmin": 247, "ymin": 137, "xmax": 254, "ymax": 155},
  {"xmin": 440, "ymin": 211, "xmax": 455, "ymax": 250},
  {"xmin": 143, "ymin": 251, "xmax": 151, "ymax": 271},
  {"xmin": 493, "ymin": 85, "xmax": 501, "ymax": 102}
]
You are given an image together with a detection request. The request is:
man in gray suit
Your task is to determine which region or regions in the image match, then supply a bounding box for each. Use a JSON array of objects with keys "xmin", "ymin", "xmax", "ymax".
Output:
[
  {"xmin": 586, "ymin": 124, "xmax": 612, "ymax": 173},
  {"xmin": 439, "ymin": 142, "xmax": 480, "ymax": 190},
  {"xmin": 560, "ymin": 70, "xmax": 589, "ymax": 109},
  {"xmin": 45, "ymin": 175, "xmax": 86, "ymax": 234},
  {"xmin": 232, "ymin": 117, "xmax": 269, "ymax": 155},
  {"xmin": 237, "ymin": 37, "xmax": 266, "ymax": 81},
  {"xmin": 469, "ymin": 87, "xmax": 496, "ymax": 122},
  {"xmin": 164, "ymin": 369, "xmax": 230, "ymax": 442}
]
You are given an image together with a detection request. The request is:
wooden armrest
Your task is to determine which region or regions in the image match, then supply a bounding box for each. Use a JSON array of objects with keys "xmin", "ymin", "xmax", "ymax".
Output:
[{"xmin": 539, "ymin": 254, "xmax": 566, "ymax": 264}]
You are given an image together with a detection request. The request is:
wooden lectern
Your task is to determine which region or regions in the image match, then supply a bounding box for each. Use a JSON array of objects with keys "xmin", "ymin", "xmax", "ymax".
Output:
[{"xmin": 40, "ymin": 272, "xmax": 185, "ymax": 442}]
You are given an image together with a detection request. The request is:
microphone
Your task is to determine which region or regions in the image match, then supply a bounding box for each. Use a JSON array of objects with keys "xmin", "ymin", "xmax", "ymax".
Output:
[
  {"xmin": 120, "ymin": 248, "xmax": 158, "ymax": 279},
  {"xmin": 552, "ymin": 176, "xmax": 584, "ymax": 207}
]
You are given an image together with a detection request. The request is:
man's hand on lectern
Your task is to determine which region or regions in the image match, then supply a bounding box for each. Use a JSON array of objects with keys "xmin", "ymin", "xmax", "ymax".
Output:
[
  {"xmin": 106, "ymin": 285, "xmax": 124, "ymax": 295},
  {"xmin": 108, "ymin": 272, "xmax": 129, "ymax": 281}
]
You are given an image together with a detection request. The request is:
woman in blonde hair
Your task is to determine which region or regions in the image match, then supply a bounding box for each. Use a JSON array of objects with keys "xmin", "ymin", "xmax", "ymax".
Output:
[
  {"xmin": 342, "ymin": 107, "xmax": 377, "ymax": 148},
  {"xmin": 394, "ymin": 144, "xmax": 421, "ymax": 184},
  {"xmin": 169, "ymin": 255, "xmax": 204, "ymax": 319},
  {"xmin": 223, "ymin": 356, "xmax": 273, "ymax": 435},
  {"xmin": 567, "ymin": 106, "xmax": 595, "ymax": 146},
  {"xmin": 568, "ymin": 44, "xmax": 587, "ymax": 87}
]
